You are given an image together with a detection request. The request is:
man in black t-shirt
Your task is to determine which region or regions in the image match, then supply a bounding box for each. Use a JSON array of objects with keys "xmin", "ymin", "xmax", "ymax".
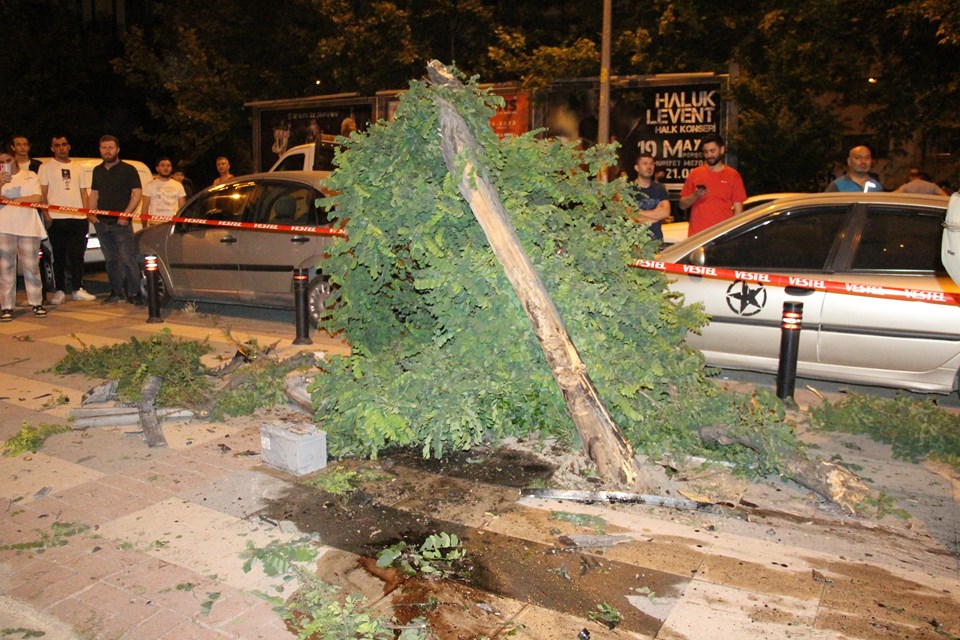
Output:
[{"xmin": 88, "ymin": 135, "xmax": 143, "ymax": 304}]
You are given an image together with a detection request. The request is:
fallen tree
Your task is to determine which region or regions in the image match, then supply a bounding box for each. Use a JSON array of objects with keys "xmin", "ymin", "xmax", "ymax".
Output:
[{"xmin": 310, "ymin": 62, "xmax": 871, "ymax": 510}]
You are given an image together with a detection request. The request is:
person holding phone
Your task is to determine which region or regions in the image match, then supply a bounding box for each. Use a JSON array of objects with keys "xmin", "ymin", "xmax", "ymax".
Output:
[
  {"xmin": 679, "ymin": 133, "xmax": 747, "ymax": 236},
  {"xmin": 0, "ymin": 148, "xmax": 47, "ymax": 321}
]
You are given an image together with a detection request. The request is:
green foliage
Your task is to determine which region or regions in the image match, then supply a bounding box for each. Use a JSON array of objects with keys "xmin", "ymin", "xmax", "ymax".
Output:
[
  {"xmin": 312, "ymin": 69, "xmax": 796, "ymax": 470},
  {"xmin": 303, "ymin": 465, "xmax": 386, "ymax": 496},
  {"xmin": 587, "ymin": 602, "xmax": 622, "ymax": 629},
  {"xmin": 1, "ymin": 629, "xmax": 46, "ymax": 639},
  {"xmin": 54, "ymin": 330, "xmax": 213, "ymax": 409},
  {"xmin": 0, "ymin": 522, "xmax": 90, "ymax": 553},
  {"xmin": 809, "ymin": 393, "xmax": 960, "ymax": 468},
  {"xmin": 210, "ymin": 357, "xmax": 290, "ymax": 420},
  {"xmin": 376, "ymin": 532, "xmax": 466, "ymax": 578},
  {"xmin": 261, "ymin": 569, "xmax": 427, "ymax": 640},
  {"xmin": 3, "ymin": 422, "xmax": 72, "ymax": 457},
  {"xmin": 240, "ymin": 538, "xmax": 319, "ymax": 578},
  {"xmin": 857, "ymin": 493, "xmax": 912, "ymax": 521}
]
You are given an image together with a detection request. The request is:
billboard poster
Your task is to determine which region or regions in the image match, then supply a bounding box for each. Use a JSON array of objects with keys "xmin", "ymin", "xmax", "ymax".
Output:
[
  {"xmin": 542, "ymin": 78, "xmax": 726, "ymax": 190},
  {"xmin": 489, "ymin": 92, "xmax": 530, "ymax": 138},
  {"xmin": 257, "ymin": 102, "xmax": 373, "ymax": 170}
]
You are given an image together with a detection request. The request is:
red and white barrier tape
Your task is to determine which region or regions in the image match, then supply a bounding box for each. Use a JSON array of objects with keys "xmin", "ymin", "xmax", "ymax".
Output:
[
  {"xmin": 631, "ymin": 259, "xmax": 960, "ymax": 306},
  {"xmin": 0, "ymin": 198, "xmax": 348, "ymax": 239}
]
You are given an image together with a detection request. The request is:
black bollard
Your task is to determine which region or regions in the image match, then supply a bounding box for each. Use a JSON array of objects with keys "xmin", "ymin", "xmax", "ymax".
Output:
[
  {"xmin": 145, "ymin": 255, "xmax": 163, "ymax": 324},
  {"xmin": 292, "ymin": 268, "xmax": 312, "ymax": 345},
  {"xmin": 775, "ymin": 301, "xmax": 803, "ymax": 400}
]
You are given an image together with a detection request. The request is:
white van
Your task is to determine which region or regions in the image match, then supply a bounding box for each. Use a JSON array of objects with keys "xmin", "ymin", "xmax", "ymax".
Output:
[
  {"xmin": 37, "ymin": 157, "xmax": 153, "ymax": 263},
  {"xmin": 268, "ymin": 138, "xmax": 340, "ymax": 174}
]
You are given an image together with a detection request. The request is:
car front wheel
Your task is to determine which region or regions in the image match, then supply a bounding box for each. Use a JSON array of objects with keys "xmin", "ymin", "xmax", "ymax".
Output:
[
  {"xmin": 139, "ymin": 267, "xmax": 171, "ymax": 306},
  {"xmin": 308, "ymin": 276, "xmax": 336, "ymax": 327}
]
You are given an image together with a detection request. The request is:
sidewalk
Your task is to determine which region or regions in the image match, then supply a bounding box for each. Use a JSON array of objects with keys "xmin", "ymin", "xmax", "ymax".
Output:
[{"xmin": 1, "ymin": 295, "xmax": 958, "ymax": 639}]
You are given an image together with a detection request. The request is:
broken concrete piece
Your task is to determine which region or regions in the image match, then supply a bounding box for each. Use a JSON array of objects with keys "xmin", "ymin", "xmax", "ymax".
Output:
[
  {"xmin": 69, "ymin": 407, "xmax": 194, "ymax": 428},
  {"xmin": 81, "ymin": 380, "xmax": 119, "ymax": 405}
]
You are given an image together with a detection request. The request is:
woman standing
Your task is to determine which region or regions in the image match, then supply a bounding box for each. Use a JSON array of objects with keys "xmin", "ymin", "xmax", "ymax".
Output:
[{"xmin": 0, "ymin": 148, "xmax": 47, "ymax": 321}]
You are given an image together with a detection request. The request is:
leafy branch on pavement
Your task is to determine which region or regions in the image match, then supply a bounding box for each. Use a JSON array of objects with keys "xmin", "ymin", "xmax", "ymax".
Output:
[
  {"xmin": 242, "ymin": 538, "xmax": 429, "ymax": 639},
  {"xmin": 376, "ymin": 532, "xmax": 466, "ymax": 578},
  {"xmin": 52, "ymin": 330, "xmax": 310, "ymax": 419},
  {"xmin": 54, "ymin": 330, "xmax": 213, "ymax": 409},
  {"xmin": 2, "ymin": 422, "xmax": 72, "ymax": 457},
  {"xmin": 0, "ymin": 522, "xmax": 90, "ymax": 553},
  {"xmin": 809, "ymin": 393, "xmax": 960, "ymax": 469}
]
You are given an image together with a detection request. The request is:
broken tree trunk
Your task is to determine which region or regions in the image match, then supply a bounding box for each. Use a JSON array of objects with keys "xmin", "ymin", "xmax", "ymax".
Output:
[
  {"xmin": 696, "ymin": 425, "xmax": 874, "ymax": 512},
  {"xmin": 426, "ymin": 60, "xmax": 647, "ymax": 487}
]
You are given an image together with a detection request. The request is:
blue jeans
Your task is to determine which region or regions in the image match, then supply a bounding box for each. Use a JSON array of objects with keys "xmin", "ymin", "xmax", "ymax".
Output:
[{"xmin": 95, "ymin": 222, "xmax": 139, "ymax": 297}]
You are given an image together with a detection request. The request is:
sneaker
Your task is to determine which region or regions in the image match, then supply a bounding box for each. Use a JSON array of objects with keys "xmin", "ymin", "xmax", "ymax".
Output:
[
  {"xmin": 102, "ymin": 292, "xmax": 124, "ymax": 304},
  {"xmin": 49, "ymin": 290, "xmax": 66, "ymax": 305},
  {"xmin": 0, "ymin": 309, "xmax": 12, "ymax": 322},
  {"xmin": 72, "ymin": 288, "xmax": 97, "ymax": 301},
  {"xmin": 33, "ymin": 305, "xmax": 48, "ymax": 318}
]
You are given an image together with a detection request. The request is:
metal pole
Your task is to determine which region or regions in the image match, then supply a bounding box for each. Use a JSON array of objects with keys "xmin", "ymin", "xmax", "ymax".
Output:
[
  {"xmin": 144, "ymin": 255, "xmax": 163, "ymax": 324},
  {"xmin": 598, "ymin": 0, "xmax": 612, "ymax": 180},
  {"xmin": 292, "ymin": 268, "xmax": 312, "ymax": 345},
  {"xmin": 776, "ymin": 301, "xmax": 803, "ymax": 400}
]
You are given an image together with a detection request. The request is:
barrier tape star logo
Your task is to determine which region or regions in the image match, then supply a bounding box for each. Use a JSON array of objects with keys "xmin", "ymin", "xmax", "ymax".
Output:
[{"xmin": 726, "ymin": 280, "xmax": 767, "ymax": 316}]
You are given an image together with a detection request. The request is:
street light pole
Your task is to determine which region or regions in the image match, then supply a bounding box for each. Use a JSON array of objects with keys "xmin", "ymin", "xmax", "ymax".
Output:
[{"xmin": 598, "ymin": 0, "xmax": 612, "ymax": 182}]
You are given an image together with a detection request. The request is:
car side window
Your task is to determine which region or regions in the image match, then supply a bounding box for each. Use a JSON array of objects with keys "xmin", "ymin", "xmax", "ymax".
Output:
[
  {"xmin": 272, "ymin": 153, "xmax": 306, "ymax": 172},
  {"xmin": 256, "ymin": 183, "xmax": 328, "ymax": 226},
  {"xmin": 851, "ymin": 206, "xmax": 946, "ymax": 273},
  {"xmin": 177, "ymin": 182, "xmax": 257, "ymax": 230},
  {"xmin": 698, "ymin": 206, "xmax": 850, "ymax": 270}
]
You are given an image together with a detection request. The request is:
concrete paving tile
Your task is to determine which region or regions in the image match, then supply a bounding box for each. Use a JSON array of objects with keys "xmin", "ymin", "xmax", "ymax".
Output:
[
  {"xmin": 0, "ymin": 452, "xmax": 104, "ymax": 503},
  {"xmin": 39, "ymin": 427, "xmax": 159, "ymax": 475},
  {"xmin": 50, "ymin": 477, "xmax": 163, "ymax": 525},
  {"xmin": 198, "ymin": 587, "xmax": 265, "ymax": 628},
  {"xmin": 217, "ymin": 599, "xmax": 285, "ymax": 638},
  {"xmin": 657, "ymin": 579, "xmax": 819, "ymax": 640},
  {"xmin": 163, "ymin": 421, "xmax": 245, "ymax": 450},
  {"xmin": 59, "ymin": 543, "xmax": 140, "ymax": 582},
  {"xmin": 504, "ymin": 603, "xmax": 653, "ymax": 639},
  {"xmin": 121, "ymin": 454, "xmax": 230, "ymax": 496},
  {"xmin": 8, "ymin": 559, "xmax": 95, "ymax": 608},
  {"xmin": 0, "ymin": 371, "xmax": 78, "ymax": 417},
  {"xmin": 44, "ymin": 594, "xmax": 105, "ymax": 636},
  {"xmin": 240, "ymin": 617, "xmax": 298, "ymax": 640},
  {"xmin": 0, "ymin": 594, "xmax": 81, "ymax": 640},
  {"xmin": 157, "ymin": 622, "xmax": 233, "ymax": 639},
  {"xmin": 698, "ymin": 552, "xmax": 822, "ymax": 601},
  {"xmin": 121, "ymin": 606, "xmax": 192, "ymax": 639},
  {"xmin": 813, "ymin": 560, "xmax": 960, "ymax": 639},
  {"xmin": 178, "ymin": 469, "xmax": 295, "ymax": 520},
  {"xmin": 95, "ymin": 497, "xmax": 303, "ymax": 592},
  {"xmin": 77, "ymin": 580, "xmax": 157, "ymax": 625},
  {"xmin": 49, "ymin": 309, "xmax": 122, "ymax": 322}
]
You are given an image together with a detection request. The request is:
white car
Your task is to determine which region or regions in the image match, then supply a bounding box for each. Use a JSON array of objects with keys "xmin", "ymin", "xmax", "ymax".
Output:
[
  {"xmin": 660, "ymin": 193, "xmax": 801, "ymax": 244},
  {"xmin": 36, "ymin": 157, "xmax": 153, "ymax": 263},
  {"xmin": 657, "ymin": 192, "xmax": 959, "ymax": 393}
]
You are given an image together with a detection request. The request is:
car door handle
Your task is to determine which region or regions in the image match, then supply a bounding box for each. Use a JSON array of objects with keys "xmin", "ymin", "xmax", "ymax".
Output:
[
  {"xmin": 219, "ymin": 236, "xmax": 238, "ymax": 244},
  {"xmin": 784, "ymin": 286, "xmax": 815, "ymax": 296},
  {"xmin": 290, "ymin": 236, "xmax": 310, "ymax": 244}
]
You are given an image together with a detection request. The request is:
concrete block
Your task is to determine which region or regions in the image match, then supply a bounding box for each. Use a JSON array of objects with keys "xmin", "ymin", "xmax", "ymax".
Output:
[{"xmin": 259, "ymin": 421, "xmax": 327, "ymax": 476}]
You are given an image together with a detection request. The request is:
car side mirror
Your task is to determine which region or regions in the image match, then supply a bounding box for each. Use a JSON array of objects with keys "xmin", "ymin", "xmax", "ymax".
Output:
[{"xmin": 690, "ymin": 247, "xmax": 706, "ymax": 266}]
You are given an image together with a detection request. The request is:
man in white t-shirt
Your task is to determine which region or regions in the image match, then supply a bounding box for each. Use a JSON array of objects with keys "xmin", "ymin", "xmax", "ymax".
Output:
[
  {"xmin": 141, "ymin": 157, "xmax": 186, "ymax": 225},
  {"xmin": 38, "ymin": 135, "xmax": 96, "ymax": 303}
]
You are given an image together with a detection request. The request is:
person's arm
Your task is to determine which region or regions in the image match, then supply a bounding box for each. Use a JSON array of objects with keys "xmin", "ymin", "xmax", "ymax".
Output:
[
  {"xmin": 679, "ymin": 187, "xmax": 705, "ymax": 211},
  {"xmin": 117, "ymin": 188, "xmax": 142, "ymax": 226},
  {"xmin": 638, "ymin": 199, "xmax": 671, "ymax": 222},
  {"xmin": 177, "ymin": 195, "xmax": 186, "ymax": 209},
  {"xmin": 40, "ymin": 184, "xmax": 53, "ymax": 225},
  {"xmin": 732, "ymin": 202, "xmax": 744, "ymax": 216}
]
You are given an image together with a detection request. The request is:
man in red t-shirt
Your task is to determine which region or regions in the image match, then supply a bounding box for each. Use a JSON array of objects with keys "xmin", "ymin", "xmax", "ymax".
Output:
[{"xmin": 679, "ymin": 134, "xmax": 747, "ymax": 236}]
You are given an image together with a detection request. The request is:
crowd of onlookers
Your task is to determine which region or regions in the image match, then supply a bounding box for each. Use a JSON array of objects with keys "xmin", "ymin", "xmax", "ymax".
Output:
[{"xmin": 0, "ymin": 133, "xmax": 235, "ymax": 322}]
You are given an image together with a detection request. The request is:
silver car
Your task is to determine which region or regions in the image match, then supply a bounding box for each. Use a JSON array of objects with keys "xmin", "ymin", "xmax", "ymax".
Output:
[
  {"xmin": 135, "ymin": 172, "xmax": 338, "ymax": 324},
  {"xmin": 656, "ymin": 192, "xmax": 959, "ymax": 393}
]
